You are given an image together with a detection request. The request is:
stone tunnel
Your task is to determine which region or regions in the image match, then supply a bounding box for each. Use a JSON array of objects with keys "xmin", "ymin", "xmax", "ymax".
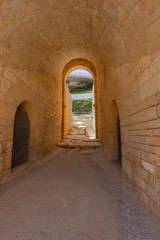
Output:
[{"xmin": 0, "ymin": 1, "xmax": 160, "ymax": 239}]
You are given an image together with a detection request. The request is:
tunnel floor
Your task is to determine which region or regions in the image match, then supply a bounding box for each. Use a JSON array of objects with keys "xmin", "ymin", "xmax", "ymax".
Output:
[{"xmin": 0, "ymin": 148, "xmax": 160, "ymax": 240}]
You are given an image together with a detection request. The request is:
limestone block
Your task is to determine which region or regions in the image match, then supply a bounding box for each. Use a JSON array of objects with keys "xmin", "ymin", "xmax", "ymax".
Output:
[
  {"xmin": 0, "ymin": 127, "xmax": 7, "ymax": 142},
  {"xmin": 139, "ymin": 68, "xmax": 152, "ymax": 87},
  {"xmin": 139, "ymin": 73, "xmax": 160, "ymax": 102},
  {"xmin": 139, "ymin": 55, "xmax": 152, "ymax": 72},
  {"xmin": 152, "ymin": 129, "xmax": 160, "ymax": 136},
  {"xmin": 7, "ymin": 126, "xmax": 14, "ymax": 141},
  {"xmin": 141, "ymin": 106, "xmax": 157, "ymax": 122},
  {"xmin": 141, "ymin": 161, "xmax": 156, "ymax": 175},
  {"xmin": 0, "ymin": 143, "xmax": 2, "ymax": 154},
  {"xmin": 0, "ymin": 163, "xmax": 4, "ymax": 172},
  {"xmin": 0, "ymin": 153, "xmax": 5, "ymax": 163},
  {"xmin": 146, "ymin": 119, "xmax": 160, "ymax": 129},
  {"xmin": 6, "ymin": 141, "xmax": 13, "ymax": 153},
  {"xmin": 157, "ymin": 167, "xmax": 160, "ymax": 179},
  {"xmin": 4, "ymin": 152, "xmax": 12, "ymax": 170}
]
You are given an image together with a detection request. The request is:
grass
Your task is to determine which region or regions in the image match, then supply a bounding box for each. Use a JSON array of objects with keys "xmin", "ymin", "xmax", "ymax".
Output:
[
  {"xmin": 70, "ymin": 88, "xmax": 92, "ymax": 94},
  {"xmin": 72, "ymin": 99, "xmax": 92, "ymax": 113}
]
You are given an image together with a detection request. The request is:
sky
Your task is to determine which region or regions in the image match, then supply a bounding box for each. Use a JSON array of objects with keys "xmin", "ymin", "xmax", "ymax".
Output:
[{"xmin": 69, "ymin": 69, "xmax": 93, "ymax": 78}]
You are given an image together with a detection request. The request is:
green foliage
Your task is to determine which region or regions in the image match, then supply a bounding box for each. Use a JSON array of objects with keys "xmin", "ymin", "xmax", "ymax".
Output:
[
  {"xmin": 85, "ymin": 81, "xmax": 93, "ymax": 89},
  {"xmin": 70, "ymin": 88, "xmax": 92, "ymax": 94},
  {"xmin": 72, "ymin": 99, "xmax": 92, "ymax": 113}
]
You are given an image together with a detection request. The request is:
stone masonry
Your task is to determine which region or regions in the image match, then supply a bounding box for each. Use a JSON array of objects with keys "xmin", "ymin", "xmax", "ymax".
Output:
[{"xmin": 0, "ymin": 0, "xmax": 160, "ymax": 224}]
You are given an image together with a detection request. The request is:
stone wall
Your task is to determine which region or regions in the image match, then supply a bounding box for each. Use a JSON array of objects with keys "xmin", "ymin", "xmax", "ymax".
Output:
[
  {"xmin": 92, "ymin": 85, "xmax": 95, "ymax": 132},
  {"xmin": 64, "ymin": 84, "xmax": 72, "ymax": 136},
  {"xmin": 0, "ymin": 66, "xmax": 62, "ymax": 180},
  {"xmin": 98, "ymin": 51, "xmax": 160, "ymax": 222},
  {"xmin": 0, "ymin": 53, "xmax": 160, "ymax": 223},
  {"xmin": 0, "ymin": 0, "xmax": 160, "ymax": 225}
]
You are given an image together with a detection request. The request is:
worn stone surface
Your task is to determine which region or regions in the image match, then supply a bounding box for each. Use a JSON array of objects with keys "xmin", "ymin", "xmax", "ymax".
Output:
[
  {"xmin": 0, "ymin": 148, "xmax": 159, "ymax": 240},
  {"xmin": 0, "ymin": 0, "xmax": 160, "ymax": 225},
  {"xmin": 57, "ymin": 128, "xmax": 100, "ymax": 149},
  {"xmin": 57, "ymin": 114, "xmax": 100, "ymax": 149},
  {"xmin": 0, "ymin": 1, "xmax": 160, "ymax": 74},
  {"xmin": 99, "ymin": 51, "xmax": 160, "ymax": 222}
]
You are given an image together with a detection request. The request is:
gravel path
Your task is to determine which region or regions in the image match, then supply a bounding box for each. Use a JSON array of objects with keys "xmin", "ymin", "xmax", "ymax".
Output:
[
  {"xmin": 71, "ymin": 93, "xmax": 93, "ymax": 100},
  {"xmin": 89, "ymin": 149, "xmax": 160, "ymax": 240},
  {"xmin": 0, "ymin": 148, "xmax": 159, "ymax": 240}
]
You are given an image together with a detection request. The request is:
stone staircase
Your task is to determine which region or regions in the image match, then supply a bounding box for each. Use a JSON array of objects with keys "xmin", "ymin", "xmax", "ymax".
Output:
[
  {"xmin": 57, "ymin": 126, "xmax": 101, "ymax": 149},
  {"xmin": 72, "ymin": 114, "xmax": 95, "ymax": 139}
]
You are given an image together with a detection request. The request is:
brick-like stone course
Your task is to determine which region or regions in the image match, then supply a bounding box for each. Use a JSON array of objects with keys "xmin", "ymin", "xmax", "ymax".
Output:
[
  {"xmin": 0, "ymin": 66, "xmax": 62, "ymax": 179},
  {"xmin": 0, "ymin": 0, "xmax": 160, "ymax": 225},
  {"xmin": 99, "ymin": 50, "xmax": 160, "ymax": 222}
]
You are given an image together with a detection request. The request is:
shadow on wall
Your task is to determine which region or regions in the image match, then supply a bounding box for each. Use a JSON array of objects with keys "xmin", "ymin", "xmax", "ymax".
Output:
[
  {"xmin": 11, "ymin": 101, "xmax": 39, "ymax": 169},
  {"xmin": 7, "ymin": 100, "xmax": 39, "ymax": 176},
  {"xmin": 0, "ymin": 82, "xmax": 41, "ymax": 181},
  {"xmin": 11, "ymin": 103, "xmax": 30, "ymax": 168},
  {"xmin": 105, "ymin": 100, "xmax": 122, "ymax": 164}
]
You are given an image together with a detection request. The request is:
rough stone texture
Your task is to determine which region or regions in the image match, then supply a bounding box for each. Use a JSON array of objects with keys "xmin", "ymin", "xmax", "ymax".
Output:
[
  {"xmin": 0, "ymin": 66, "xmax": 62, "ymax": 180},
  {"xmin": 0, "ymin": 0, "xmax": 160, "ymax": 225},
  {"xmin": 0, "ymin": 148, "xmax": 159, "ymax": 240},
  {"xmin": 57, "ymin": 114, "xmax": 100, "ymax": 149},
  {"xmin": 99, "ymin": 51, "xmax": 160, "ymax": 222},
  {"xmin": 0, "ymin": 0, "xmax": 160, "ymax": 74},
  {"xmin": 72, "ymin": 114, "xmax": 95, "ymax": 138},
  {"xmin": 64, "ymin": 84, "xmax": 72, "ymax": 136}
]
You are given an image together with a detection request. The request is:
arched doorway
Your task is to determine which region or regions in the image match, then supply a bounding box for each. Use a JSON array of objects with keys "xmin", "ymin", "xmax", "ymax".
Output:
[
  {"xmin": 66, "ymin": 69, "xmax": 95, "ymax": 138},
  {"xmin": 62, "ymin": 58, "xmax": 98, "ymax": 139},
  {"xmin": 109, "ymin": 100, "xmax": 122, "ymax": 163},
  {"xmin": 11, "ymin": 103, "xmax": 30, "ymax": 168}
]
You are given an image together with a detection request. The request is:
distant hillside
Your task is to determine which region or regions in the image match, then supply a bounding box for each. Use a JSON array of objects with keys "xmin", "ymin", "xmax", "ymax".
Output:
[{"xmin": 67, "ymin": 76, "xmax": 93, "ymax": 89}]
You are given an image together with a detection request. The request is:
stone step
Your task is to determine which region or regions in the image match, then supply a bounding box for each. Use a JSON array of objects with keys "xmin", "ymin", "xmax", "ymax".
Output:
[
  {"xmin": 72, "ymin": 125, "xmax": 86, "ymax": 130},
  {"xmin": 82, "ymin": 142, "xmax": 101, "ymax": 149},
  {"xmin": 58, "ymin": 121, "xmax": 99, "ymax": 149},
  {"xmin": 83, "ymin": 139, "xmax": 99, "ymax": 142},
  {"xmin": 57, "ymin": 140, "xmax": 101, "ymax": 149},
  {"xmin": 56, "ymin": 142, "xmax": 68, "ymax": 148}
]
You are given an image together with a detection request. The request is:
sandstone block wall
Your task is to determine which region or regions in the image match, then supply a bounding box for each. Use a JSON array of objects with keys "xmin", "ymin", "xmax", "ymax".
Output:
[
  {"xmin": 98, "ymin": 51, "xmax": 160, "ymax": 222},
  {"xmin": 0, "ymin": 0, "xmax": 160, "ymax": 225},
  {"xmin": 0, "ymin": 66, "xmax": 62, "ymax": 180},
  {"xmin": 64, "ymin": 84, "xmax": 72, "ymax": 136}
]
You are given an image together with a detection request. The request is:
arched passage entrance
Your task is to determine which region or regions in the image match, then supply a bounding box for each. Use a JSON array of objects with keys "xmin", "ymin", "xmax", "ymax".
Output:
[
  {"xmin": 0, "ymin": 83, "xmax": 40, "ymax": 173},
  {"xmin": 109, "ymin": 100, "xmax": 122, "ymax": 163},
  {"xmin": 11, "ymin": 103, "xmax": 30, "ymax": 168},
  {"xmin": 62, "ymin": 58, "xmax": 98, "ymax": 139},
  {"xmin": 66, "ymin": 69, "xmax": 95, "ymax": 138}
]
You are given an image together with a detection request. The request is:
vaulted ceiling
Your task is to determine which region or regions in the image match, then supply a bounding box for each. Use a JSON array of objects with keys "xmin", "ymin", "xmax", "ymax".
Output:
[{"xmin": 0, "ymin": 0, "xmax": 160, "ymax": 74}]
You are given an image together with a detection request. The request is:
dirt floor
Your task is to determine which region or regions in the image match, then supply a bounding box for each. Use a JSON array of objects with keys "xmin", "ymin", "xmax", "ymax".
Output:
[{"xmin": 0, "ymin": 148, "xmax": 160, "ymax": 240}]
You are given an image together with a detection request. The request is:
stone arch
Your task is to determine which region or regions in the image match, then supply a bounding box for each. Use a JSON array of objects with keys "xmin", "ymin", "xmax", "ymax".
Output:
[
  {"xmin": 108, "ymin": 100, "xmax": 122, "ymax": 163},
  {"xmin": 0, "ymin": 83, "xmax": 39, "ymax": 173},
  {"xmin": 62, "ymin": 58, "xmax": 98, "ymax": 138},
  {"xmin": 11, "ymin": 102, "xmax": 30, "ymax": 168}
]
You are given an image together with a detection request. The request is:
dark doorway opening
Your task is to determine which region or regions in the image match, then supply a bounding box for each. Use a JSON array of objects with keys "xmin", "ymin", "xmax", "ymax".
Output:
[
  {"xmin": 117, "ymin": 115, "xmax": 122, "ymax": 163},
  {"xmin": 11, "ymin": 105, "xmax": 30, "ymax": 168}
]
